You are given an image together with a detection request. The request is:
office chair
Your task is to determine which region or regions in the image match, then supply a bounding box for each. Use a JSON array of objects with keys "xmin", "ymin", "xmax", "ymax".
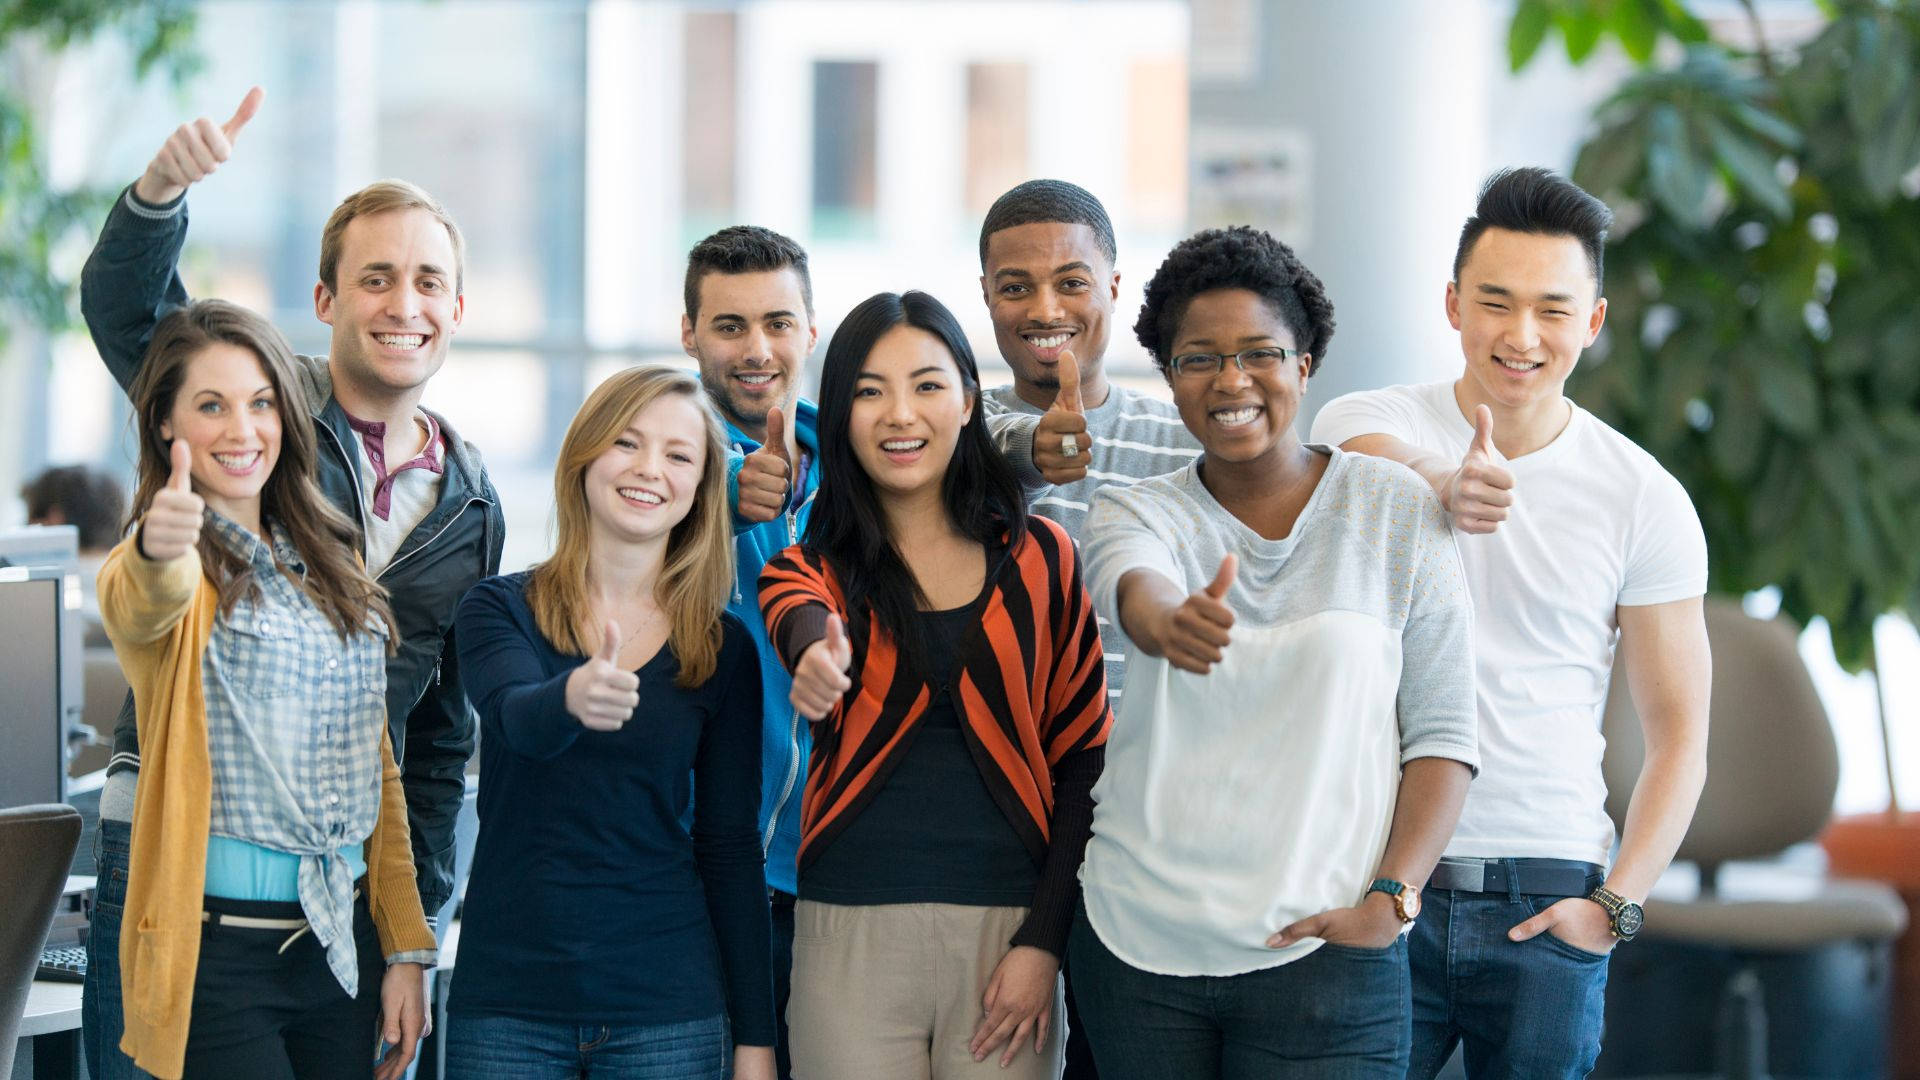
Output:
[
  {"xmin": 1594, "ymin": 597, "xmax": 1907, "ymax": 1078},
  {"xmin": 0, "ymin": 803, "xmax": 83, "ymax": 1077}
]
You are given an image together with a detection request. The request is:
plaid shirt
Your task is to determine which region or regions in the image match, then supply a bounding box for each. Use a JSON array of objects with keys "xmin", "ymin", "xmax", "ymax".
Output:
[{"xmin": 201, "ymin": 513, "xmax": 434, "ymax": 995}]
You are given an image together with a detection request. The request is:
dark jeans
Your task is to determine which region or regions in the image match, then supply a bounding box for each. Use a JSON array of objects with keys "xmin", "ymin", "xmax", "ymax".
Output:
[
  {"xmin": 83, "ymin": 817, "xmax": 151, "ymax": 1080},
  {"xmin": 180, "ymin": 890, "xmax": 385, "ymax": 1080},
  {"xmin": 1062, "ymin": 957, "xmax": 1099, "ymax": 1080},
  {"xmin": 1067, "ymin": 905, "xmax": 1410, "ymax": 1080},
  {"xmin": 1406, "ymin": 869, "xmax": 1610, "ymax": 1080},
  {"xmin": 443, "ymin": 1014, "xmax": 730, "ymax": 1080},
  {"xmin": 769, "ymin": 888, "xmax": 795, "ymax": 1080}
]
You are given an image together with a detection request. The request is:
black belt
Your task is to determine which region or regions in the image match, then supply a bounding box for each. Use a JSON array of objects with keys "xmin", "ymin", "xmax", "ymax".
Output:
[{"xmin": 1428, "ymin": 857, "xmax": 1600, "ymax": 896}]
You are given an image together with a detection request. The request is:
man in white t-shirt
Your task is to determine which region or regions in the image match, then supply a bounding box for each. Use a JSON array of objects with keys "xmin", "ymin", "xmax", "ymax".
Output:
[{"xmin": 1311, "ymin": 167, "xmax": 1712, "ymax": 1080}]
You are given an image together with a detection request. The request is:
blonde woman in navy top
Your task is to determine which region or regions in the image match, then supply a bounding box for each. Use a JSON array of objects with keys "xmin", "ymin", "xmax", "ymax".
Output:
[{"xmin": 451, "ymin": 366, "xmax": 774, "ymax": 1080}]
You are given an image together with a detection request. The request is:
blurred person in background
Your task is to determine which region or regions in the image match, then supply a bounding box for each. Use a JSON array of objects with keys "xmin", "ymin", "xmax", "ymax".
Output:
[{"xmin": 23, "ymin": 463, "xmax": 129, "ymax": 626}]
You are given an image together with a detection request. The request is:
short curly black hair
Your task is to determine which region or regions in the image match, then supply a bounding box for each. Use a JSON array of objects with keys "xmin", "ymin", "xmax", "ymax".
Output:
[{"xmin": 1133, "ymin": 226, "xmax": 1335, "ymax": 377}]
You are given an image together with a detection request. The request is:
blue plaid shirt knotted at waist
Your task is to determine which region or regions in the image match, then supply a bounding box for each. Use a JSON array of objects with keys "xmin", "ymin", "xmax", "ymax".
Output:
[{"xmin": 199, "ymin": 511, "xmax": 418, "ymax": 996}]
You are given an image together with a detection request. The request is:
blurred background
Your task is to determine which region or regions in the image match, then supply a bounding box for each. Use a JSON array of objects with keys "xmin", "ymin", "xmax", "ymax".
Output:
[{"xmin": 3, "ymin": 1, "xmax": 1918, "ymax": 1077}]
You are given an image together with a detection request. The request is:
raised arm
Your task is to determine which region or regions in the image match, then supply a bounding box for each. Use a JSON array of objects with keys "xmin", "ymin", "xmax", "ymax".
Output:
[{"xmin": 80, "ymin": 88, "xmax": 263, "ymax": 393}]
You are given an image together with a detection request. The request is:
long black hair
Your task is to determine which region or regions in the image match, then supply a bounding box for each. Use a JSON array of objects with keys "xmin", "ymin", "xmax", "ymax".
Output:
[{"xmin": 806, "ymin": 290, "xmax": 1028, "ymax": 675}]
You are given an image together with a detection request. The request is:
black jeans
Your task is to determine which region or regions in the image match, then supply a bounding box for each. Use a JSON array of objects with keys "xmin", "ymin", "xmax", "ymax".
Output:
[
  {"xmin": 770, "ymin": 888, "xmax": 796, "ymax": 1080},
  {"xmin": 181, "ymin": 890, "xmax": 385, "ymax": 1080}
]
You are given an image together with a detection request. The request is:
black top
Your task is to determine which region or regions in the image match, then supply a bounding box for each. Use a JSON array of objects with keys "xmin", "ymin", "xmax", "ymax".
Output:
[
  {"xmin": 449, "ymin": 573, "xmax": 774, "ymax": 1043},
  {"xmin": 801, "ymin": 604, "xmax": 1040, "ymax": 906}
]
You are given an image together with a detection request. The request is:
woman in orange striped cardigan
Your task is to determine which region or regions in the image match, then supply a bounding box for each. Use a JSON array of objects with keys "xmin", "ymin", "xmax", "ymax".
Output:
[{"xmin": 759, "ymin": 290, "xmax": 1110, "ymax": 1080}]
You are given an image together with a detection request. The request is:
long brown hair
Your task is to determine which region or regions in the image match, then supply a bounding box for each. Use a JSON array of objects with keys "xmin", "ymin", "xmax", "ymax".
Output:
[
  {"xmin": 126, "ymin": 300, "xmax": 392, "ymax": 643},
  {"xmin": 526, "ymin": 365, "xmax": 734, "ymax": 687}
]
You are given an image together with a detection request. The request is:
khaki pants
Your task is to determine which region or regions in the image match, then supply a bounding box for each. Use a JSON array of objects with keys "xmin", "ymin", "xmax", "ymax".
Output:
[{"xmin": 788, "ymin": 900, "xmax": 1065, "ymax": 1080}]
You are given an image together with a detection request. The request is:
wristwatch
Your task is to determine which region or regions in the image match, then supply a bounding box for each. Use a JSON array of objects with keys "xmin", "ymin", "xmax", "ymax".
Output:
[
  {"xmin": 1587, "ymin": 886, "xmax": 1644, "ymax": 941},
  {"xmin": 1367, "ymin": 878, "xmax": 1422, "ymax": 923}
]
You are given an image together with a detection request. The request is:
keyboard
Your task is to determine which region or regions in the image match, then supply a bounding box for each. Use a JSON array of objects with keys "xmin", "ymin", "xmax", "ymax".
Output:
[{"xmin": 38, "ymin": 943, "xmax": 86, "ymax": 983}]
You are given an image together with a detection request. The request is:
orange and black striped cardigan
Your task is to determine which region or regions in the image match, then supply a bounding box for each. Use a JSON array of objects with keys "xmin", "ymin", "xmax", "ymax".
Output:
[{"xmin": 758, "ymin": 516, "xmax": 1111, "ymax": 954}]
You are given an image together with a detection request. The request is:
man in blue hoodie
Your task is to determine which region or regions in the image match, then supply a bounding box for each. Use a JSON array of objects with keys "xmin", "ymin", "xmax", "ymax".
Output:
[{"xmin": 683, "ymin": 226, "xmax": 820, "ymax": 1080}]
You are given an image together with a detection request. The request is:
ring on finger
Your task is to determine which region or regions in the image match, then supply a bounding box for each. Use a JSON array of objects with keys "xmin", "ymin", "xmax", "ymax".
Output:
[{"xmin": 1059, "ymin": 434, "xmax": 1080, "ymax": 458}]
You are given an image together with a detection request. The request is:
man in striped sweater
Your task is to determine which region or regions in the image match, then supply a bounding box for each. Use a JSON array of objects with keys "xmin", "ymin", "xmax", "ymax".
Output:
[{"xmin": 977, "ymin": 179, "xmax": 1198, "ymax": 1079}]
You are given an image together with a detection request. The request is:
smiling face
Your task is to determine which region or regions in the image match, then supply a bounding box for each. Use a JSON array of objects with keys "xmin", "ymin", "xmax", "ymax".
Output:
[
  {"xmin": 848, "ymin": 324, "xmax": 975, "ymax": 502},
  {"xmin": 1448, "ymin": 226, "xmax": 1606, "ymax": 413},
  {"xmin": 160, "ymin": 341, "xmax": 284, "ymax": 523},
  {"xmin": 582, "ymin": 391, "xmax": 710, "ymax": 548},
  {"xmin": 684, "ymin": 268, "xmax": 817, "ymax": 440},
  {"xmin": 981, "ymin": 221, "xmax": 1118, "ymax": 399},
  {"xmin": 315, "ymin": 207, "xmax": 465, "ymax": 401},
  {"xmin": 1166, "ymin": 288, "xmax": 1310, "ymax": 466}
]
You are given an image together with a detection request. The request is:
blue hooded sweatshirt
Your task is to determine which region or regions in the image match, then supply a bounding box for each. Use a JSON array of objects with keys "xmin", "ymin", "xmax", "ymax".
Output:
[{"xmin": 723, "ymin": 398, "xmax": 820, "ymax": 896}]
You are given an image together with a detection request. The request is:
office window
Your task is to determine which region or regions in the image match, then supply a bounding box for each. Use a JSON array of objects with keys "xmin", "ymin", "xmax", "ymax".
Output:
[
  {"xmin": 966, "ymin": 62, "xmax": 1029, "ymax": 215},
  {"xmin": 682, "ymin": 10, "xmax": 739, "ymax": 240},
  {"xmin": 811, "ymin": 60, "xmax": 879, "ymax": 238}
]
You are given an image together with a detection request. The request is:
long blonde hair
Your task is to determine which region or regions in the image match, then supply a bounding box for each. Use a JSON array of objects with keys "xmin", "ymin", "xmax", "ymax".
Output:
[
  {"xmin": 126, "ymin": 300, "xmax": 392, "ymax": 643},
  {"xmin": 526, "ymin": 366, "xmax": 733, "ymax": 687}
]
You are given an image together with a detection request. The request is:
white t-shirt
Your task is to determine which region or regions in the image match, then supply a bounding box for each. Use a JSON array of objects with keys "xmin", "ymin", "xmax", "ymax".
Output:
[
  {"xmin": 1080, "ymin": 450, "xmax": 1477, "ymax": 976},
  {"xmin": 1311, "ymin": 379, "xmax": 1707, "ymax": 865}
]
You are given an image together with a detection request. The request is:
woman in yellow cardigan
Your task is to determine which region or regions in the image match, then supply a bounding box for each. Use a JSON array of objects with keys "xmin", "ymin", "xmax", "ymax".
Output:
[{"xmin": 98, "ymin": 300, "xmax": 436, "ymax": 1080}]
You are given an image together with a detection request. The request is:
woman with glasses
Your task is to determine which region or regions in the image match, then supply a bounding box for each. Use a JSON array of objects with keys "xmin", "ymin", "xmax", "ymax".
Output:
[
  {"xmin": 759, "ymin": 290, "xmax": 1110, "ymax": 1080},
  {"xmin": 1068, "ymin": 227, "xmax": 1480, "ymax": 1079}
]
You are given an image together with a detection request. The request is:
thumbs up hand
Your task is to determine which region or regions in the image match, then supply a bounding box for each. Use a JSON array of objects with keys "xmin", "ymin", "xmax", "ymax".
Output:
[
  {"xmin": 134, "ymin": 86, "xmax": 265, "ymax": 206},
  {"xmin": 566, "ymin": 619, "xmax": 641, "ymax": 731},
  {"xmin": 1155, "ymin": 554, "xmax": 1238, "ymax": 675},
  {"xmin": 790, "ymin": 613, "xmax": 854, "ymax": 720},
  {"xmin": 138, "ymin": 439, "xmax": 206, "ymax": 562},
  {"xmin": 1032, "ymin": 349, "xmax": 1091, "ymax": 486},
  {"xmin": 736, "ymin": 405, "xmax": 793, "ymax": 524},
  {"xmin": 1441, "ymin": 405, "xmax": 1516, "ymax": 535}
]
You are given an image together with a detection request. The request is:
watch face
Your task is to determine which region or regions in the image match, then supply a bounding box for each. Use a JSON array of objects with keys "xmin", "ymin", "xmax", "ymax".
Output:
[
  {"xmin": 1400, "ymin": 887, "xmax": 1422, "ymax": 921},
  {"xmin": 1616, "ymin": 902, "xmax": 1644, "ymax": 938}
]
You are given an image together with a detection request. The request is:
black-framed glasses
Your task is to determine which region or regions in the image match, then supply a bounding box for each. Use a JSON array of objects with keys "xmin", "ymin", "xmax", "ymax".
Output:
[{"xmin": 1168, "ymin": 346, "xmax": 1303, "ymax": 379}]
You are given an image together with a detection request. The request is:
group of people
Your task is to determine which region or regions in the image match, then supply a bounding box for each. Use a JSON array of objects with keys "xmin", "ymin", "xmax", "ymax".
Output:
[{"xmin": 75, "ymin": 86, "xmax": 1711, "ymax": 1080}]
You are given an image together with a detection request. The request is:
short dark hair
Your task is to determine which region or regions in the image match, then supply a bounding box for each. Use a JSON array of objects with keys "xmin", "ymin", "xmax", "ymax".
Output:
[
  {"xmin": 21, "ymin": 465, "xmax": 126, "ymax": 552},
  {"xmin": 978, "ymin": 179, "xmax": 1117, "ymax": 270},
  {"xmin": 1452, "ymin": 167, "xmax": 1613, "ymax": 291},
  {"xmin": 683, "ymin": 225, "xmax": 814, "ymax": 322},
  {"xmin": 1133, "ymin": 226, "xmax": 1336, "ymax": 376},
  {"xmin": 807, "ymin": 290, "xmax": 1027, "ymax": 677}
]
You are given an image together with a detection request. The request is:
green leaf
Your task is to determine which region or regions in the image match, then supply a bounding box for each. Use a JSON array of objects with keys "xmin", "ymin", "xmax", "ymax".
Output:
[
  {"xmin": 1704, "ymin": 114, "xmax": 1793, "ymax": 220},
  {"xmin": 1647, "ymin": 105, "xmax": 1716, "ymax": 227},
  {"xmin": 1573, "ymin": 117, "xmax": 1649, "ymax": 197},
  {"xmin": 1756, "ymin": 348, "xmax": 1823, "ymax": 435},
  {"xmin": 1730, "ymin": 101, "xmax": 1804, "ymax": 150},
  {"xmin": 1615, "ymin": 0, "xmax": 1661, "ymax": 63},
  {"xmin": 1559, "ymin": 7, "xmax": 1606, "ymax": 64},
  {"xmin": 1710, "ymin": 365, "xmax": 1767, "ymax": 478},
  {"xmin": 1509, "ymin": 0, "xmax": 1554, "ymax": 72},
  {"xmin": 1858, "ymin": 84, "xmax": 1920, "ymax": 203},
  {"xmin": 1656, "ymin": 0, "xmax": 1711, "ymax": 44}
]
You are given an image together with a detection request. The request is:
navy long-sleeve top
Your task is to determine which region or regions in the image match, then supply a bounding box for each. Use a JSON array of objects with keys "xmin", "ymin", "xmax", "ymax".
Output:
[{"xmin": 450, "ymin": 572, "xmax": 774, "ymax": 1044}]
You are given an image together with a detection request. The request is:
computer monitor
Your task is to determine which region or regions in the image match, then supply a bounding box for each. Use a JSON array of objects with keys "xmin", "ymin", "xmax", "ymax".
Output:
[
  {"xmin": 0, "ymin": 525, "xmax": 86, "ymax": 808},
  {"xmin": 0, "ymin": 566, "xmax": 73, "ymax": 808}
]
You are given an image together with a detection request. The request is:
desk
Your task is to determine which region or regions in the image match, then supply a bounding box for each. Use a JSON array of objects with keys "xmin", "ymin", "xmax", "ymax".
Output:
[{"xmin": 13, "ymin": 981, "xmax": 82, "ymax": 1080}]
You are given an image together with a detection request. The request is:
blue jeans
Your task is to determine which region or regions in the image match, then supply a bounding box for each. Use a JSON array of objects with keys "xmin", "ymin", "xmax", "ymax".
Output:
[
  {"xmin": 1406, "ymin": 872, "xmax": 1610, "ymax": 1079},
  {"xmin": 444, "ymin": 1014, "xmax": 730, "ymax": 1080},
  {"xmin": 83, "ymin": 817, "xmax": 152, "ymax": 1080},
  {"xmin": 1067, "ymin": 905, "xmax": 1410, "ymax": 1079}
]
